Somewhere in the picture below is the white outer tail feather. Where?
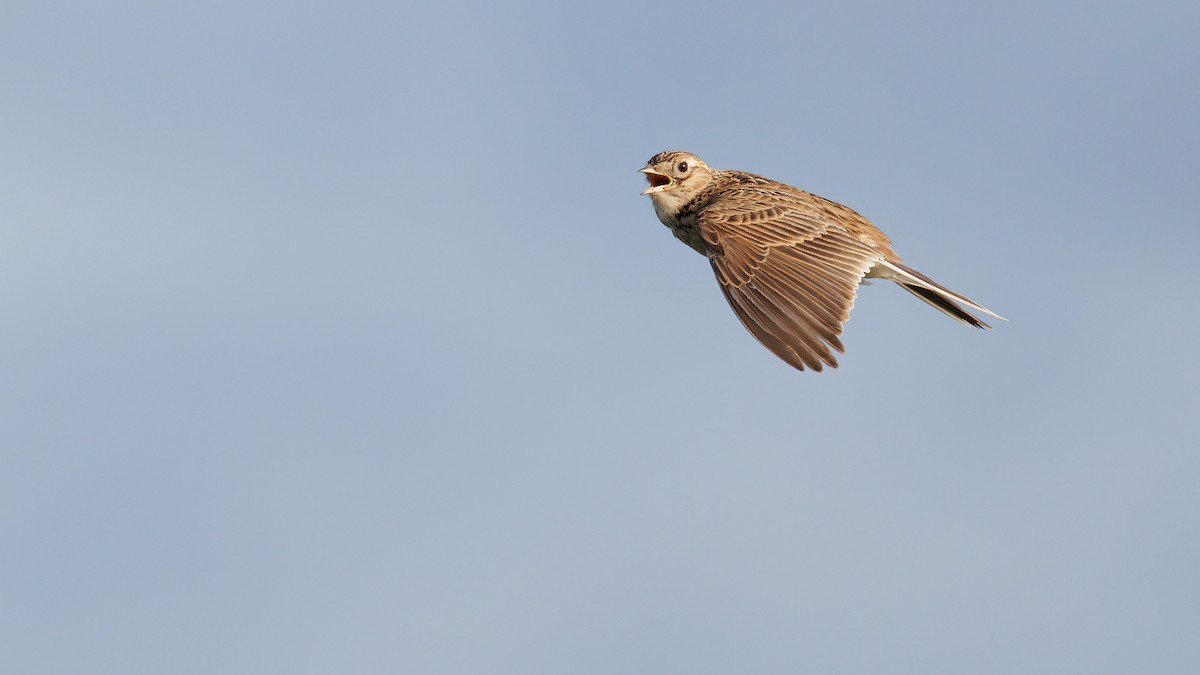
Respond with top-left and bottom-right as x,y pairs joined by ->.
875,260 -> 1007,322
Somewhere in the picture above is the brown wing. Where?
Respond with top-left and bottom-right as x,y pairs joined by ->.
698,189 -> 884,371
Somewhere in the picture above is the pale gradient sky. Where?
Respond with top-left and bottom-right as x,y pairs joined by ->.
3,1 -> 1199,673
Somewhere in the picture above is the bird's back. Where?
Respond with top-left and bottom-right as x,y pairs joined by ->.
705,170 -> 901,262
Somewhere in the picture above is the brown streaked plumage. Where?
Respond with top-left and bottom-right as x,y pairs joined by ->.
640,150 -> 1003,371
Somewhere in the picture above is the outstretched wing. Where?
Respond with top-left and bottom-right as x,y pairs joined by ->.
698,190 -> 884,371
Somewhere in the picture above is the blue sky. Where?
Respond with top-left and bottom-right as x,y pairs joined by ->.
3,1 -> 1198,673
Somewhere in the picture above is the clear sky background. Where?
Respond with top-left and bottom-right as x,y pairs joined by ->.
3,2 -> 1198,673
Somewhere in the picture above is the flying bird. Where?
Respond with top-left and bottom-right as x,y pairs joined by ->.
640,150 -> 1003,371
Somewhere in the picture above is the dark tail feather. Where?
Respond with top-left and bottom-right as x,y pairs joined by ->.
879,260 -> 1004,329
898,284 -> 991,329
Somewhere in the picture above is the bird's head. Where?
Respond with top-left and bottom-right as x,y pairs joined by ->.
640,151 -> 714,213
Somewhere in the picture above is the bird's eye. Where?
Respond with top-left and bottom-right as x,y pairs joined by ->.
678,162 -> 689,173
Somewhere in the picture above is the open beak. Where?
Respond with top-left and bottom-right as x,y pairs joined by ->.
640,167 -> 671,195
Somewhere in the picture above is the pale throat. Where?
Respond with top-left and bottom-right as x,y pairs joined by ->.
650,189 -> 708,255
649,190 -> 693,228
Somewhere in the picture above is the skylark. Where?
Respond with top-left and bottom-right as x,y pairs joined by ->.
640,150 -> 1003,371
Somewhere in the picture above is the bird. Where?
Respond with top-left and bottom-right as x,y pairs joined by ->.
640,150 -> 1003,371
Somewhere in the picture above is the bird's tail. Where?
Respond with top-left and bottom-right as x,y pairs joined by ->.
876,260 -> 1005,330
